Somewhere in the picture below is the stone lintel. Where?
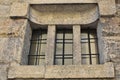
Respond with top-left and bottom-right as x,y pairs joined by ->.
9,0 -> 116,19
10,2 -> 29,18
73,25 -> 81,65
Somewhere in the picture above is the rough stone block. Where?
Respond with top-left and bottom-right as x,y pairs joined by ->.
0,5 -> 10,17
0,19 -> 28,38
45,62 -> 114,78
0,38 -> 24,64
0,64 -> 8,80
98,0 -> 116,16
10,2 -> 29,18
30,4 -> 99,24
0,19 -> 29,64
8,66 -> 45,79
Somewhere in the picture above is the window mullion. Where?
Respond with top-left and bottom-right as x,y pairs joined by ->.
46,25 -> 56,65
73,25 -> 81,65
38,30 -> 42,65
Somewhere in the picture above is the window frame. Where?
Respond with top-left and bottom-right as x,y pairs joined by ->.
28,28 -> 47,65
81,28 -> 100,64
54,28 -> 73,65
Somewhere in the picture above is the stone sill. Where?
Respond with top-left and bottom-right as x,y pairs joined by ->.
8,62 -> 114,79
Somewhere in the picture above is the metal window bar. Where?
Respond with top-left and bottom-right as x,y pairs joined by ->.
28,29 -> 47,65
81,28 -> 99,64
54,29 -> 73,65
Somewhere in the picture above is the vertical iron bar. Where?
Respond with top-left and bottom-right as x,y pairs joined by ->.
54,29 -> 57,65
36,30 -> 40,65
72,29 -> 73,65
35,31 -> 39,65
63,29 -> 65,65
38,30 -> 42,65
88,28 -> 92,64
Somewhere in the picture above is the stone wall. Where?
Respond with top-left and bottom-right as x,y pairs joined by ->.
0,0 -> 119,80
101,2 -> 120,79
0,1 -> 30,80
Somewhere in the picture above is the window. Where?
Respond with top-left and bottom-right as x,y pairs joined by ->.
54,28 -> 73,65
28,26 -> 100,65
28,29 -> 47,65
81,28 -> 99,64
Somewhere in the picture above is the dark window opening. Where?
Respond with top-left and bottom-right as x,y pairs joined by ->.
81,28 -> 99,64
54,29 -> 73,65
28,29 -> 47,65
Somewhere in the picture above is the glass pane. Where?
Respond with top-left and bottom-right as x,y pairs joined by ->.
29,56 -> 36,65
56,40 -> 63,43
57,32 -> 63,39
64,44 -> 72,54
41,40 -> 46,43
81,41 -> 89,54
90,39 -> 98,54
65,40 -> 73,43
40,43 -> 46,55
38,56 -> 45,65
42,33 -> 47,39
30,42 -> 38,55
64,59 -> 73,65
55,29 -> 73,65
90,31 -> 97,38
55,59 -> 62,65
92,55 -> 98,64
56,44 -> 63,55
29,29 -> 47,65
82,55 -> 90,64
81,32 -> 88,39
65,33 -> 72,39
32,34 -> 38,40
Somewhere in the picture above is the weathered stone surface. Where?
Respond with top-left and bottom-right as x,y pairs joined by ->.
0,38 -> 24,64
100,17 -> 120,37
102,37 -> 120,62
0,0 -> 119,80
0,19 -> 29,65
98,0 -> 116,16
0,5 -> 10,17
21,22 -> 32,65
73,25 -> 81,64
30,4 -> 99,24
8,63 -> 114,79
28,0 -> 97,4
0,0 -> 19,5
116,4 -> 120,17
0,19 -> 28,38
11,79 -> 114,80
10,2 -> 29,18
0,64 -> 8,80
46,25 -> 56,65
8,66 -> 45,79
45,62 -> 114,78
